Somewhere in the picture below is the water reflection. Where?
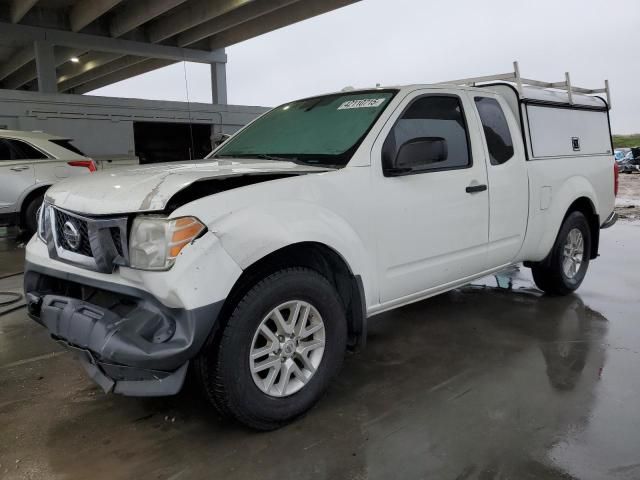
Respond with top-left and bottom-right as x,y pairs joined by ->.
35,271 -> 608,479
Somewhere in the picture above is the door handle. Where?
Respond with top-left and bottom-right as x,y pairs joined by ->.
466,184 -> 487,194
10,165 -> 30,172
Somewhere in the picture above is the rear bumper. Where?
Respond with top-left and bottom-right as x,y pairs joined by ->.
601,211 -> 618,229
24,263 -> 223,396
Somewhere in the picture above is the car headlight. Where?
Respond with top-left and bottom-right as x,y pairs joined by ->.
129,216 -> 206,271
37,203 -> 51,243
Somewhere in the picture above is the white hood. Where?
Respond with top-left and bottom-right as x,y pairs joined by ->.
45,159 -> 330,215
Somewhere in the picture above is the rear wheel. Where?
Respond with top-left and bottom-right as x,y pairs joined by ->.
195,267 -> 347,430
531,211 -> 591,295
22,193 -> 44,236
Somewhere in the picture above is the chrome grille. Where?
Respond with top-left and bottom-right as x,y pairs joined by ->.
45,204 -> 129,273
53,209 -> 93,257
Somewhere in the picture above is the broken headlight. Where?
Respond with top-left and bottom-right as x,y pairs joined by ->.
128,216 -> 206,271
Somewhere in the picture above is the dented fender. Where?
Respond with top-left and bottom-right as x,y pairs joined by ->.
212,202 -> 375,302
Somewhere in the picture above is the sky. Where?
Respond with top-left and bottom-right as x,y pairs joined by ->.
90,0 -> 640,134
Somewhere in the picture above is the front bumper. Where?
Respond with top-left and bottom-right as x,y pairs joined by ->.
24,264 -> 223,396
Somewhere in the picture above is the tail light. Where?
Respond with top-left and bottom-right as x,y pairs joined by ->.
614,161 -> 619,197
68,159 -> 97,172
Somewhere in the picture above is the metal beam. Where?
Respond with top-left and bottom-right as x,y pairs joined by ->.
73,59 -> 175,94
0,46 -> 34,81
2,47 -> 87,89
57,52 -> 123,83
110,0 -> 188,38
34,41 -> 56,93
178,0 -> 301,47
209,0 -> 360,49
0,22 -> 227,63
10,0 -> 39,23
70,0 -> 124,32
146,0 -> 252,44
59,55 -> 148,92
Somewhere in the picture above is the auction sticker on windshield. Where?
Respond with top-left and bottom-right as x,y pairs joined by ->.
337,98 -> 386,110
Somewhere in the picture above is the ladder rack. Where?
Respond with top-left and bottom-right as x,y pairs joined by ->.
436,61 -> 611,109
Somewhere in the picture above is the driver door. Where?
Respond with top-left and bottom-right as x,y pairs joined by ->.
372,90 -> 490,304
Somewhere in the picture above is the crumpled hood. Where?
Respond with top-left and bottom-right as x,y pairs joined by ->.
45,158 -> 330,215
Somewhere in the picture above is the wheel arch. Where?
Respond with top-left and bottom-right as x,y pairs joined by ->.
564,197 -> 599,260
212,241 -> 367,354
18,184 -> 51,228
525,195 -> 600,269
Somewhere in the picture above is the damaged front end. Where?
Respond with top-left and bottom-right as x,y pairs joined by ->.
24,267 -> 222,396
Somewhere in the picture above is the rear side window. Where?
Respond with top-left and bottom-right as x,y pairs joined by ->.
50,139 -> 86,156
4,139 -> 48,160
474,97 -> 514,165
0,140 -> 12,160
384,95 -> 471,171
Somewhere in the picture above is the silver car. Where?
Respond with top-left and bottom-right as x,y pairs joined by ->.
0,130 -> 96,234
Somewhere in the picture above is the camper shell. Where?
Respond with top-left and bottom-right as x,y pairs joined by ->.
437,62 -> 613,162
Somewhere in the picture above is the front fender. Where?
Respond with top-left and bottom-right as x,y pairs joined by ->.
209,201 -> 376,305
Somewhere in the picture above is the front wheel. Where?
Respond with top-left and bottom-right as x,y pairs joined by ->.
195,267 -> 347,430
531,211 -> 591,295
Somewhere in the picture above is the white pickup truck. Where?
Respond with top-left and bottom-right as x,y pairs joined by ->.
24,68 -> 617,430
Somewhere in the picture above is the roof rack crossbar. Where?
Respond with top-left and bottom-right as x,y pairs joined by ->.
437,61 -> 611,109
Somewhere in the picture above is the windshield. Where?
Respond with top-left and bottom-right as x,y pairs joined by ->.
212,89 -> 397,166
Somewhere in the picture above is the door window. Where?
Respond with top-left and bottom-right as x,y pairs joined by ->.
383,95 -> 471,172
474,97 -> 514,165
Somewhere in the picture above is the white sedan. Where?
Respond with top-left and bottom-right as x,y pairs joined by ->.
0,130 -> 98,234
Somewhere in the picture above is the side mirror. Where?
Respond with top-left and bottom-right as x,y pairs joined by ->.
393,137 -> 448,173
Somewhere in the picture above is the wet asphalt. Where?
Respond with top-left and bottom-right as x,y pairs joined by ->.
0,223 -> 639,480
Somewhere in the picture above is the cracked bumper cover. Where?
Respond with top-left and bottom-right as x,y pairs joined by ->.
24,266 -> 223,396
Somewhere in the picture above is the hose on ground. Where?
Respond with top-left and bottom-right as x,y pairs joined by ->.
0,271 -> 25,315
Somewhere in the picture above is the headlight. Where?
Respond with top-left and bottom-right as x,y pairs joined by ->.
129,216 -> 206,271
37,203 -> 50,243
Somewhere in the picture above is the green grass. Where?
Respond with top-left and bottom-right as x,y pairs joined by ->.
613,134 -> 640,148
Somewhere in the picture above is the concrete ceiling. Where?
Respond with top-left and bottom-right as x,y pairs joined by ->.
0,0 -> 359,93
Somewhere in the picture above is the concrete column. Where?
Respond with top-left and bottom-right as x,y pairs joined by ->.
34,41 -> 57,93
210,62 -> 227,105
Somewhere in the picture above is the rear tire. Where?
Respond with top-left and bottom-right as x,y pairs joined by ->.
195,267 -> 347,430
531,211 -> 591,295
22,193 -> 44,236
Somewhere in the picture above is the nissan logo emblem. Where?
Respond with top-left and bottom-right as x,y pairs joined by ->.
62,220 -> 81,250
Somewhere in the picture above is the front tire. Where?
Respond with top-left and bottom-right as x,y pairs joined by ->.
195,267 -> 347,430
22,193 -> 44,236
531,211 -> 591,295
